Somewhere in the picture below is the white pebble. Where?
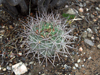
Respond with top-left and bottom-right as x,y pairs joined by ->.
18,52 -> 22,56
75,63 -> 78,67
86,8 -> 89,11
29,61 -> 34,65
83,59 -> 86,61
91,36 -> 94,40
65,5 -> 68,8
79,47 -> 83,51
7,66 -> 11,70
87,28 -> 93,33
3,68 -> 6,71
73,66 -> 76,69
39,72 -> 41,74
12,62 -> 28,75
88,56 -> 92,60
82,65 -> 84,67
77,59 -> 81,63
0,67 -> 1,70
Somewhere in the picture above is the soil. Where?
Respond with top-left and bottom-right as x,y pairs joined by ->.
0,0 -> 100,75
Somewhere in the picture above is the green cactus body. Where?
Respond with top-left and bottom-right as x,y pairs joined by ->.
29,21 -> 64,56
23,13 -> 74,65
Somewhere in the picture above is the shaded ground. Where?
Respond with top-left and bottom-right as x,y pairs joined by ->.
0,0 -> 100,75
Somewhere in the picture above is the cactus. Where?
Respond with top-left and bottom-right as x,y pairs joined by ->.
22,13 -> 75,66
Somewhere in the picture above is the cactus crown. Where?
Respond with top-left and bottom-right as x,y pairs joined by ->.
23,13 -> 74,66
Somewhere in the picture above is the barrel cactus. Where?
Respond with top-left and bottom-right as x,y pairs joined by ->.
22,13 -> 75,66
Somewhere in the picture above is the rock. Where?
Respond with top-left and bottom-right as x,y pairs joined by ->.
73,66 -> 76,69
86,1 -> 90,3
3,68 -> 6,71
93,27 -> 98,34
87,28 -> 93,33
88,56 -> 92,60
78,3 -> 84,7
79,8 -> 84,12
79,47 -> 83,51
75,63 -> 78,67
84,39 -> 94,46
41,73 -> 45,75
95,7 -> 100,11
7,66 -> 11,70
64,64 -> 71,69
96,37 -> 99,41
77,59 -> 81,63
87,33 -> 92,38
83,59 -> 86,61
91,36 -> 94,40
12,62 -> 28,75
82,65 -> 84,67
91,14 -> 95,18
66,8 -> 77,15
82,31 -> 87,38
97,44 -> 100,49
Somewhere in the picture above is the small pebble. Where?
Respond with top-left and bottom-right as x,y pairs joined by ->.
95,7 -> 100,11
91,36 -> 94,40
79,3 -> 83,7
3,68 -> 6,71
86,1 -> 90,3
18,52 -> 22,56
39,72 -> 41,74
64,55 -> 68,57
82,65 -> 84,67
75,63 -> 78,67
98,15 -> 100,18
41,73 -> 45,75
97,44 -> 100,49
29,61 -> 34,65
9,25 -> 13,29
67,8 -> 76,14
84,38 -> 94,46
86,8 -> 89,11
96,37 -> 99,41
0,66 -> 1,70
87,28 -> 93,33
79,47 -> 83,51
91,14 -> 95,18
87,33 -> 92,38
83,59 -> 86,61
79,8 -> 84,12
2,26 -> 5,28
12,62 -> 28,75
7,66 -> 11,70
88,56 -> 92,60
82,31 -> 87,38
77,59 -> 81,63
73,66 -> 76,69
93,19 -> 97,22
57,64 -> 59,66
65,5 -> 68,8
64,64 -> 71,69
10,52 -> 15,58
